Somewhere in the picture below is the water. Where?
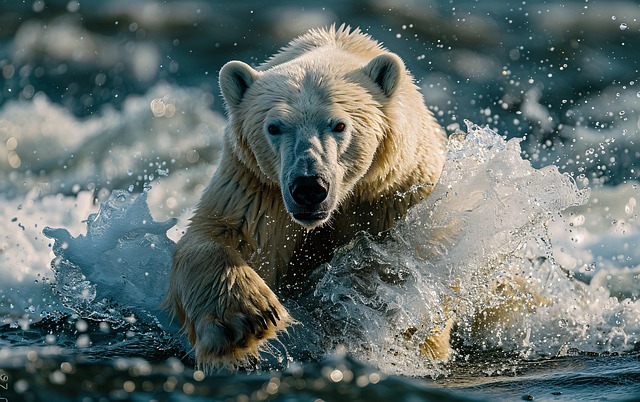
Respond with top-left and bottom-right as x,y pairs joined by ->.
2,0 -> 640,401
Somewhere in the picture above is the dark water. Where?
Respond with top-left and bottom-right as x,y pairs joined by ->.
3,321 -> 640,401
0,348 -> 479,402
2,0 -> 640,401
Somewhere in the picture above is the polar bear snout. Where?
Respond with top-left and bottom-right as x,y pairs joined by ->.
284,175 -> 333,227
289,176 -> 329,207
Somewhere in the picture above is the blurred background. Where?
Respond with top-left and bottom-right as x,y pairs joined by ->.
0,0 -> 638,205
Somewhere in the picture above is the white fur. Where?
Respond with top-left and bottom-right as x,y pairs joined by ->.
164,24 -> 448,368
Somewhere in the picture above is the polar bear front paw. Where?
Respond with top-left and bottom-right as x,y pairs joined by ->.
191,266 -> 292,368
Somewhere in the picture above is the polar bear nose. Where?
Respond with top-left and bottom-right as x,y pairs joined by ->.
289,176 -> 328,206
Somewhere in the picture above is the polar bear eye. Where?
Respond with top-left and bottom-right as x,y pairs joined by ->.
267,124 -> 282,135
333,122 -> 346,133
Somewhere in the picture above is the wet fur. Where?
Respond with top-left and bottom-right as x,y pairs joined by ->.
164,25 -> 447,369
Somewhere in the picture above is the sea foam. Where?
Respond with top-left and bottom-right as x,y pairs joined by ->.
8,121 -> 639,377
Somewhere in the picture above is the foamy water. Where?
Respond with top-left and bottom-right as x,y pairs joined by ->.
1,84 -> 219,320
3,96 -> 636,377
304,122 -> 637,376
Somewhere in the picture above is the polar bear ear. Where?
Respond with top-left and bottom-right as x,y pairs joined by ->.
363,53 -> 405,98
219,61 -> 260,109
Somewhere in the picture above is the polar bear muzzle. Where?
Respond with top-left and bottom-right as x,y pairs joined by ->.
284,175 -> 332,227
290,176 -> 329,207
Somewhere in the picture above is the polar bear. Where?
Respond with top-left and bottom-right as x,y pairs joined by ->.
164,24 -> 447,367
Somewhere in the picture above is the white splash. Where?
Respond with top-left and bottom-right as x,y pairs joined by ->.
306,122 -> 638,376
2,112 -> 639,378
43,190 -> 177,327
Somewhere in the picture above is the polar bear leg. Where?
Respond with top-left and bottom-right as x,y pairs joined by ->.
165,233 -> 291,368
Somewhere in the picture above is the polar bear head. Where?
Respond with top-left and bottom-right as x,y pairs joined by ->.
219,46 -> 407,229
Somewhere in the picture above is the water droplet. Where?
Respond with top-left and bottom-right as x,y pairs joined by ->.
193,370 -> 205,381
49,370 -> 66,385
620,23 -> 628,30
127,169 -> 133,176
76,334 -> 91,348
76,319 -> 88,332
99,322 -> 111,333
